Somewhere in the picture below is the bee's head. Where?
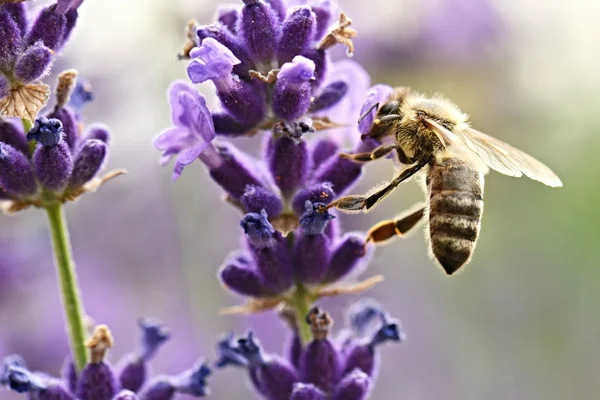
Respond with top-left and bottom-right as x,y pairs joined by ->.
360,100 -> 403,141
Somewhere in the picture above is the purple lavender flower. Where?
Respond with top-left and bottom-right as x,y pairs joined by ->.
1,323 -> 211,400
167,0 -> 359,141
0,76 -> 118,212
0,1 -> 85,121
216,303 -> 401,400
153,81 -> 219,180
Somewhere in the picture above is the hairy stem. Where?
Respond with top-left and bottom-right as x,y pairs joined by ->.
45,203 -> 88,371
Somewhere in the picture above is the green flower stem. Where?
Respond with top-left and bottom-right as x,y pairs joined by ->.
45,202 -> 88,371
291,283 -> 312,344
21,118 -> 36,155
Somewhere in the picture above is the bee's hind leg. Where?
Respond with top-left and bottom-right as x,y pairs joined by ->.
366,206 -> 426,244
340,143 -> 415,164
317,159 -> 429,213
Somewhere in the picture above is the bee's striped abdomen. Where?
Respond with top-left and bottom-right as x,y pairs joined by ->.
427,158 -> 484,274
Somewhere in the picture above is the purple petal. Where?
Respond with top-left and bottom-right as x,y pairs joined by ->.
358,84 -> 395,135
172,141 -> 210,181
187,38 -> 240,84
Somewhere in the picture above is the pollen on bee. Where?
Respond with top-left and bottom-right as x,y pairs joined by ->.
373,119 -> 381,125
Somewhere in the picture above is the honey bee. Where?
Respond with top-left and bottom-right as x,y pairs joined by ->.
318,87 -> 562,275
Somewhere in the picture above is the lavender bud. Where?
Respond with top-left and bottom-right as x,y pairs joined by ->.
113,390 -> 139,400
264,0 -> 286,21
291,383 -> 326,400
266,133 -> 309,196
248,231 -> 294,294
215,332 -> 250,368
209,144 -> 264,199
84,124 -> 111,145
62,358 -> 78,394
240,0 -> 280,64
323,233 -> 370,284
0,143 -> 37,197
220,255 -> 272,297
331,369 -> 370,400
33,139 -> 73,192
69,79 -> 94,111
13,42 -> 54,83
294,229 -> 331,284
117,320 -> 170,392
63,8 -> 79,44
171,361 -> 211,397
218,79 -> 266,127
309,81 -> 349,113
312,0 -> 333,40
286,333 -> 303,369
0,10 -> 22,70
2,4 -> 28,36
4,365 -> 75,400
27,6 -> 67,51
0,74 -> 9,99
216,6 -> 239,33
292,183 -> 335,216
1,354 -> 26,385
77,325 -> 118,400
197,24 -> 255,79
311,139 -> 338,167
313,156 -> 362,196
0,120 -> 28,156
241,209 -> 276,249
26,117 -> 63,146
273,56 -> 315,121
47,107 -> 79,150
299,200 -> 335,235
241,185 -> 283,216
277,7 -> 316,65
68,139 -> 107,189
212,112 -> 255,136
300,308 -> 341,392
253,357 -> 299,400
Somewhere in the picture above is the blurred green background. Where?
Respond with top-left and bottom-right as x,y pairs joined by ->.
1,0 -> 599,399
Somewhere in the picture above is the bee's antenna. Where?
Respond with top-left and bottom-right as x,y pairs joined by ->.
358,103 -> 379,124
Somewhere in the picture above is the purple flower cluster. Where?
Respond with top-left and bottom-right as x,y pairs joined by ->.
1,321 -> 211,400
216,301 -> 404,400
0,74 -> 116,213
0,0 -> 84,120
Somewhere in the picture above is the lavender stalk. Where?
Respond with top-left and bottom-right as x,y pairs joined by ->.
44,201 -> 88,371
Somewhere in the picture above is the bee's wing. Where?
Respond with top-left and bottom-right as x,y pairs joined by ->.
456,127 -> 563,187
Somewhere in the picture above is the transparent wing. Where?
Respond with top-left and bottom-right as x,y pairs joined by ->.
457,127 -> 563,187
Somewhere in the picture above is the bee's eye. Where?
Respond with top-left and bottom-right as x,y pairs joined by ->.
378,101 -> 399,116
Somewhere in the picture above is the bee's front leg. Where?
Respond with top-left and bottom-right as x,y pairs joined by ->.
339,144 -> 416,165
317,159 -> 429,213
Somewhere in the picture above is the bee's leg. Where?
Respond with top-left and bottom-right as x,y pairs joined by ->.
318,159 -> 428,213
341,143 -> 417,164
365,206 -> 425,244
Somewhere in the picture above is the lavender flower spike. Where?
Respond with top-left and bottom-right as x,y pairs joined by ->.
14,42 -> 54,83
76,325 -> 118,400
153,80 -> 220,180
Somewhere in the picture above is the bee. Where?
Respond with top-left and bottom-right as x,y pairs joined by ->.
318,87 -> 562,275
